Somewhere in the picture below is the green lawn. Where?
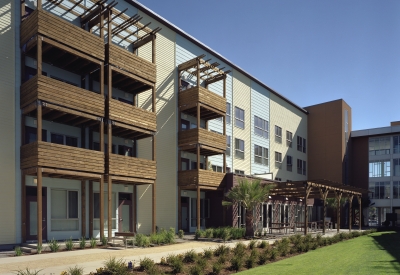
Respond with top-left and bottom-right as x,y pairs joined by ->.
239,231 -> 400,275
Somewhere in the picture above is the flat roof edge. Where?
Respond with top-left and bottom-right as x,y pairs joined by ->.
126,0 -> 308,115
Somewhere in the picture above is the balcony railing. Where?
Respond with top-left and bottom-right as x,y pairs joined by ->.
21,9 -> 104,60
109,98 -> 156,132
108,154 -> 156,180
178,169 -> 225,188
107,43 -> 156,84
20,75 -> 105,117
179,128 -> 226,152
20,141 -> 104,174
179,86 -> 226,115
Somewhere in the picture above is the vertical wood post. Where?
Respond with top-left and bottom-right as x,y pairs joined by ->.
321,189 -> 329,235
304,184 -> 311,235
358,196 -> 362,231
108,176 -> 112,240
196,59 -> 200,87
152,183 -> 156,233
178,187 -> 182,230
21,172 -> 26,242
21,0 -> 26,21
37,167 -> 42,245
348,194 -> 354,232
89,181 -> 93,237
197,184 -> 201,230
133,185 -> 137,233
81,181 -> 86,238
336,192 -> 342,233
37,101 -> 42,141
37,0 -> 42,10
152,86 -> 156,113
37,36 -> 42,76
152,36 -> 156,64
99,175 -> 104,239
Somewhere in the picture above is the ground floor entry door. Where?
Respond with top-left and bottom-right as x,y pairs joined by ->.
118,193 -> 133,232
181,197 -> 189,232
26,186 -> 47,242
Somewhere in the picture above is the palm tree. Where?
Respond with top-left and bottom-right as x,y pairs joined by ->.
326,197 -> 346,228
223,178 -> 275,237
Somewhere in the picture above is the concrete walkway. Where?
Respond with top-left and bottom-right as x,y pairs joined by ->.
0,230 -> 352,275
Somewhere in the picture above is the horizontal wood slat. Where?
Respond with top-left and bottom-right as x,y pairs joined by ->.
109,98 -> 156,132
178,170 -> 225,188
107,44 -> 156,83
20,141 -> 104,174
21,10 -> 104,60
178,128 -> 226,151
108,154 -> 156,180
20,75 -> 105,117
179,86 -> 226,114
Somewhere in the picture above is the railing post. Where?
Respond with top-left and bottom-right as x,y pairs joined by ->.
358,196 -> 362,231
37,167 -> 42,246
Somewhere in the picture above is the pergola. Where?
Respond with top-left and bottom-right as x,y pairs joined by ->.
269,179 -> 368,235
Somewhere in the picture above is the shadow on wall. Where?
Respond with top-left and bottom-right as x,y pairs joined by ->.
370,231 -> 400,273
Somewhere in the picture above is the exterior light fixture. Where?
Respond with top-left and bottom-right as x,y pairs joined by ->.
33,177 -> 37,184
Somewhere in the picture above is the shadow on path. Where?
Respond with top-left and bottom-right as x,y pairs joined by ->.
370,231 -> 400,273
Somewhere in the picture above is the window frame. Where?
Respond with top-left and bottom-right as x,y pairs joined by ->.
226,102 -> 231,124
235,169 -> 245,175
254,144 -> 268,166
286,131 -> 293,147
287,155 -> 293,172
50,189 -> 79,231
235,138 -> 245,159
226,135 -> 231,156
275,125 -> 282,143
234,107 -> 245,129
275,151 -> 282,163
254,116 -> 269,138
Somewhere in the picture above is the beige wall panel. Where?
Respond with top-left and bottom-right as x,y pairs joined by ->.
136,11 -> 177,233
270,93 -> 308,182
232,70 -> 251,174
0,0 -> 16,244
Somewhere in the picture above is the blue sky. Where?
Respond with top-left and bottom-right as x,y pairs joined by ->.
137,0 -> 399,130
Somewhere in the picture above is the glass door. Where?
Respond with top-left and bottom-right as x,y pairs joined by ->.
118,193 -> 132,232
26,186 -> 47,241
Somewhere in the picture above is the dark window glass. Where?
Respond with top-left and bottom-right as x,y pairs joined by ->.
118,145 -> 132,156
118,97 -> 133,105
66,136 -> 78,147
68,191 -> 78,219
94,193 -> 100,218
25,126 -> 47,143
51,133 -> 64,145
181,119 -> 190,131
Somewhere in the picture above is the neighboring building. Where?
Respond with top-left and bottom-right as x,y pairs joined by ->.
350,122 -> 400,226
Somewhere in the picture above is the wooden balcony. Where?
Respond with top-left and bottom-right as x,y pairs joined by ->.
109,98 -> 156,132
179,128 -> 226,156
21,9 -> 104,61
178,170 -> 226,189
20,141 -> 104,174
21,75 -> 104,117
107,43 -> 156,84
179,86 -> 226,120
108,154 -> 156,183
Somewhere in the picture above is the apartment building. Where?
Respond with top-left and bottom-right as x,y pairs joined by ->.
350,121 -> 400,226
1,0 -> 314,246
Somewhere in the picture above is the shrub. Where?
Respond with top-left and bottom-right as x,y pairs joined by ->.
230,227 -> 245,239
214,244 -> 230,257
233,242 -> 246,257
15,246 -> 23,256
196,257 -> 207,270
13,268 -> 42,275
67,265 -> 84,275
36,243 -> 43,254
103,257 -> 129,275
189,264 -> 203,275
270,248 -> 278,260
245,255 -> 257,269
65,238 -> 74,251
230,256 -> 243,272
203,248 -> 213,259
352,231 -> 361,238
303,234 -> 313,244
139,257 -> 155,271
217,254 -> 227,264
135,233 -> 150,247
183,249 -> 197,263
311,241 -> 319,250
101,236 -> 108,246
79,237 -> 86,249
248,240 -> 257,250
89,237 -> 97,248
276,239 -> 290,256
150,233 -> 162,245
170,256 -> 184,274
258,250 -> 269,265
220,228 -> 231,242
146,265 -> 162,275
49,238 -> 60,252
212,262 -> 223,275
258,240 -> 268,249
165,228 -> 176,244
205,228 -> 214,238
195,229 -> 203,240
178,229 -> 184,239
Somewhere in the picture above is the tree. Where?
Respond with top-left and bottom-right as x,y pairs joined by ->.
325,197 -> 346,227
222,178 -> 275,237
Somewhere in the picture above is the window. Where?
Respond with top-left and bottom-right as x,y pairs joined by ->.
24,66 -> 47,82
226,135 -> 231,156
287,155 -> 293,172
180,79 -> 191,91
118,97 -> 133,105
286,131 -> 293,147
303,160 -> 306,175
275,126 -> 282,143
394,136 -> 400,154
181,119 -> 190,131
235,169 -> 245,175
297,159 -> 303,174
212,165 -> 223,172
226,103 -> 231,124
51,189 -> 79,231
181,158 -> 189,170
394,159 -> 400,176
275,177 -> 282,181
94,192 -> 117,230
368,182 -> 391,199
369,161 -> 391,177
369,137 -> 390,155
254,116 -> 268,138
118,145 -> 133,157
51,133 -> 78,147
25,126 -> 47,144
235,138 -> 245,159
297,136 -> 306,153
275,151 -> 282,163
191,161 -> 204,170
93,142 -> 116,153
394,181 -> 399,199
254,145 -> 268,166
235,107 -> 245,129
50,75 -> 78,87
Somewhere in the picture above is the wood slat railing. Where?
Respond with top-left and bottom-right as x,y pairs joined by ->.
109,98 -> 156,131
178,128 -> 226,151
178,169 -> 225,188
20,75 -> 105,117
179,86 -> 226,114
20,141 -> 104,173
108,154 -> 156,179
21,9 -> 104,60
